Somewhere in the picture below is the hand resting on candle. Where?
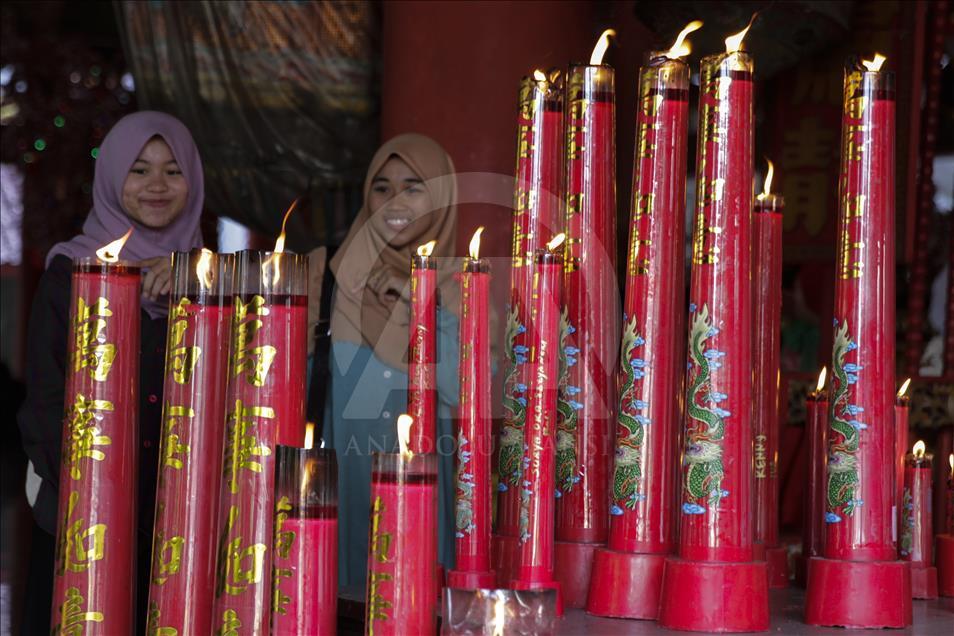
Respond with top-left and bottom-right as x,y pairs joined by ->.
135,255 -> 174,301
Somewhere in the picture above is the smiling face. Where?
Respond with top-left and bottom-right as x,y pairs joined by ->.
121,136 -> 189,229
367,156 -> 434,247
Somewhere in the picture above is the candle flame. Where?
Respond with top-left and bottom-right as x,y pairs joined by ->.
417,240 -> 437,257
196,248 -> 214,290
532,69 -> 547,83
469,226 -> 484,260
862,53 -> 887,72
263,199 -> 299,285
95,228 -> 133,263
665,20 -> 703,59
589,28 -> 616,65
397,414 -> 414,457
491,594 -> 506,636
757,159 -> 774,200
816,367 -> 827,392
949,453 -> 953,471
304,422 -> 315,450
913,440 -> 925,459
546,233 -> 566,252
898,377 -> 911,398
725,13 -> 756,54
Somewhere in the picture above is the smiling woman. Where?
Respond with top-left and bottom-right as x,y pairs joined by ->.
121,136 -> 189,229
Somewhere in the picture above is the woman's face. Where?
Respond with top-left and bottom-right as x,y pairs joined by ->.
121,136 -> 189,229
367,156 -> 434,246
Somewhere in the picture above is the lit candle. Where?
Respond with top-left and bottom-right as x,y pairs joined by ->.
805,54 -> 911,629
895,377 -> 911,547
51,229 -> 139,634
147,249 -> 233,635
588,20 -> 699,620
752,159 -> 788,587
510,234 -> 565,615
899,441 -> 938,599
272,439 -> 338,635
213,239 -> 309,633
365,415 -> 438,635
798,368 -> 828,587
409,240 -> 438,454
554,30 -> 619,608
658,18 -> 770,633
939,453 -> 954,597
495,67 -> 564,583
447,228 -> 495,590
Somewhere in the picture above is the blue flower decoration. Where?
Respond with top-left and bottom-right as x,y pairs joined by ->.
517,325 -> 527,334
846,405 -> 864,416
713,407 -> 731,418
631,358 -> 647,368
456,532 -> 465,538
555,489 -> 562,498
517,397 -> 527,407
635,415 -> 651,426
848,420 -> 868,430
843,363 -> 863,373
707,327 -> 720,338
720,489 -> 729,498
825,512 -> 841,523
847,341 -> 858,351
846,373 -> 859,384
689,303 -> 698,313
515,355 -> 528,364
497,483 -> 509,492
610,505 -> 624,516
565,346 -> 580,356
709,361 -> 723,370
634,335 -> 646,347
683,503 -> 706,515
566,386 -> 581,396
569,400 -> 584,410
566,357 -> 578,366
709,391 -> 728,403
849,499 -> 864,507
633,399 -> 649,410
704,350 -> 726,360
567,325 -> 577,334
633,369 -> 646,379
514,345 -> 529,354
516,383 -> 528,393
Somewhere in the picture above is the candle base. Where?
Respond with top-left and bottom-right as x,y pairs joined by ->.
509,578 -> 563,617
585,548 -> 666,619
658,557 -> 769,633
553,540 -> 601,609
445,569 -> 496,591
910,565 -> 938,599
491,533 -> 519,587
805,556 -> 912,627
938,534 -> 954,597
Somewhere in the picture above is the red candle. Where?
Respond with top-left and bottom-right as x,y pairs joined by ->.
658,24 -> 770,633
588,35 -> 694,620
496,70 -> 563,563
805,55 -> 911,629
799,370 -> 829,582
752,169 -> 787,586
213,249 -> 308,634
940,454 -> 954,597
554,35 -> 619,607
365,419 -> 438,635
147,250 -> 233,635
409,241 -> 438,454
447,229 -> 495,590
510,237 -> 564,613
272,444 -> 338,635
900,442 -> 938,598
51,233 -> 139,635
895,379 -> 910,547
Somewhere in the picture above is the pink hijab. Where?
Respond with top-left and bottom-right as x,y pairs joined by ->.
46,111 -> 205,318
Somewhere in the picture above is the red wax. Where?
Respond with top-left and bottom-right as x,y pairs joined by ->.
900,455 -> 933,567
366,457 -> 438,635
555,63 -> 617,545
894,400 -> 908,546
498,75 -> 563,540
678,52 -> 755,563
824,65 -> 896,563
511,251 -> 562,591
272,514 -> 338,635
803,394 -> 830,561
148,294 -> 231,635
254,296 -> 307,447
409,258 -> 437,454
753,195 -> 784,554
451,261 -> 493,581
51,260 -> 140,635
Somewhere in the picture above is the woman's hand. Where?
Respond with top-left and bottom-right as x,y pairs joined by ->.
135,256 -> 174,301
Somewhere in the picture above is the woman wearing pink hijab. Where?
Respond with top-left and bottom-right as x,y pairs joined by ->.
17,111 -> 205,633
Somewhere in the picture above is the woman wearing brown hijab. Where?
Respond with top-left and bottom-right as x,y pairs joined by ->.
307,133 -> 461,592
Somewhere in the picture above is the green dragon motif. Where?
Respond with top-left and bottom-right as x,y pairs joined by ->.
825,320 -> 862,521
611,316 -> 647,512
455,429 -> 475,538
556,308 -> 581,495
498,304 -> 528,488
682,304 -> 728,511
899,487 -> 914,557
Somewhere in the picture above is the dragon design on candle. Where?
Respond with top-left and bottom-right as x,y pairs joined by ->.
498,305 -> 528,489
899,488 -> 914,557
611,315 -> 648,512
556,308 -> 582,495
826,320 -> 862,521
683,305 -> 727,511
454,430 -> 475,538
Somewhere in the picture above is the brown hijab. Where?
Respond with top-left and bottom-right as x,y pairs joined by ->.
329,134 -> 460,371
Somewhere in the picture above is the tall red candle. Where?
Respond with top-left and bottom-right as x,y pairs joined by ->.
51,243 -> 139,635
658,27 -> 770,633
900,442 -> 938,598
495,69 -> 563,581
939,454 -> 954,597
797,370 -> 828,587
752,177 -> 787,587
447,230 -> 495,590
553,42 -> 619,607
272,444 -> 338,635
213,249 -> 308,634
147,250 -> 233,636
409,241 -> 438,454
805,55 -> 911,629
894,380 -> 910,548
510,239 -> 564,614
587,41 -> 692,620
365,435 -> 438,636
